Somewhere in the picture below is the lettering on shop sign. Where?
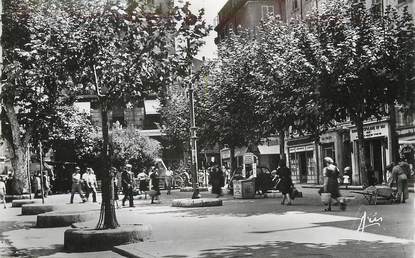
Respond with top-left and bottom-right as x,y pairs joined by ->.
357,211 -> 383,232
350,123 -> 388,140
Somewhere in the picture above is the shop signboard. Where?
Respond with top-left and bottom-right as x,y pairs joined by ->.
289,145 -> 314,153
306,145 -> 314,151
220,149 -> 231,160
350,122 -> 389,140
233,180 -> 242,198
244,153 -> 255,164
320,134 -> 335,144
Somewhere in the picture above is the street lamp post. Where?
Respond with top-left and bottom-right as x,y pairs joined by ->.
187,39 -> 200,199
189,83 -> 200,199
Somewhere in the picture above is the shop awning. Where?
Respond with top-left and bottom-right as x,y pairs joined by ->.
257,145 -> 280,155
234,146 -> 248,157
144,99 -> 160,115
399,136 -> 415,145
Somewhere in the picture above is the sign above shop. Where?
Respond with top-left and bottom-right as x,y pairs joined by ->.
220,149 -> 231,159
244,153 -> 255,164
350,122 -> 389,140
289,145 -> 314,153
320,133 -> 335,144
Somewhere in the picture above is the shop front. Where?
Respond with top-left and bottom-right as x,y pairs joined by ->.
288,143 -> 317,184
318,130 -> 352,184
257,143 -> 280,171
350,121 -> 391,185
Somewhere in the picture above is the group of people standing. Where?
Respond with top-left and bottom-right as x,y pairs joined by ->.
120,164 -> 162,207
32,170 -> 54,198
69,166 -> 97,204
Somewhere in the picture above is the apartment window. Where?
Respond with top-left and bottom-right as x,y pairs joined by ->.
261,5 -> 274,20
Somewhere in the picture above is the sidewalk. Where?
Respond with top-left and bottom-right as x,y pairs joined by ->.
0,189 -> 413,258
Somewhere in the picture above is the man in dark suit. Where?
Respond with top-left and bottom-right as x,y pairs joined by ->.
121,164 -> 134,207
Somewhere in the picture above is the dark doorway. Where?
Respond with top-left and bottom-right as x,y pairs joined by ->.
299,152 -> 307,183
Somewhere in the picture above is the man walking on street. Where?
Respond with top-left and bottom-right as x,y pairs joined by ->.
70,166 -> 86,204
89,168 -> 98,203
165,167 -> 173,195
122,164 -> 135,207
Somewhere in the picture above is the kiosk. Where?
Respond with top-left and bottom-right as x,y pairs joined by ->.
233,153 -> 257,199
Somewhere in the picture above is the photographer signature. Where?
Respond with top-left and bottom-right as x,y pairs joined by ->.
357,211 -> 383,232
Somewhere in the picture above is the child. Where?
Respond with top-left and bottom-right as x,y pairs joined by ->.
0,176 -> 7,208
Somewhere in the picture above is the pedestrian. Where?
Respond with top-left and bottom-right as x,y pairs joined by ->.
320,157 -> 345,211
81,169 -> 90,199
366,164 -> 377,187
32,172 -> 42,198
276,159 -> 293,205
390,161 -> 409,203
385,163 -> 395,185
0,176 -> 7,208
42,171 -> 50,198
70,166 -> 86,203
149,167 -> 161,204
165,166 -> 173,195
110,167 -> 120,208
121,164 -> 135,207
88,168 -> 98,203
137,169 -> 149,199
211,166 -> 224,198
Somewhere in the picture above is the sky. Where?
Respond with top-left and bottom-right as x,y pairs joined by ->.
185,0 -> 228,60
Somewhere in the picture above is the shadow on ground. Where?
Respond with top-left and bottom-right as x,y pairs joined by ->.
0,221 -> 64,258
191,240 -> 414,258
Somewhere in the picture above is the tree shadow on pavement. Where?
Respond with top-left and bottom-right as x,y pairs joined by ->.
196,240 -> 414,258
0,221 -> 65,257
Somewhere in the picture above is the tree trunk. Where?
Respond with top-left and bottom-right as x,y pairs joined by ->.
96,101 -> 119,229
389,104 -> 399,164
5,104 -> 30,194
315,141 -> 321,184
355,119 -> 368,186
279,130 -> 286,161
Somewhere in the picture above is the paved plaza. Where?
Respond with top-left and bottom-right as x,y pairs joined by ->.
0,187 -> 414,258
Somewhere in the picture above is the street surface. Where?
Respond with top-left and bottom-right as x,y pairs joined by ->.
0,187 -> 414,258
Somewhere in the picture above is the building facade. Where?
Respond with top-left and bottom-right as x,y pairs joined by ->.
215,0 -> 415,184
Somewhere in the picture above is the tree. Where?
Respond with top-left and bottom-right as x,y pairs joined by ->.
253,18 -> 334,160
307,2 -> 415,185
2,0 -> 210,228
200,30 -> 264,156
111,126 -> 161,172
63,0 -> 210,227
1,0 -> 86,194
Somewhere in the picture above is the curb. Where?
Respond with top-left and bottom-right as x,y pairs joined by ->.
113,245 -> 157,258
171,198 -> 223,208
300,184 -> 414,193
179,187 -> 209,192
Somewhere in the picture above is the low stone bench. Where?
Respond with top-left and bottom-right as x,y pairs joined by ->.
171,198 -> 222,208
12,199 -> 38,207
64,224 -> 152,252
5,194 -> 33,203
37,211 -> 98,228
21,204 -> 62,215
